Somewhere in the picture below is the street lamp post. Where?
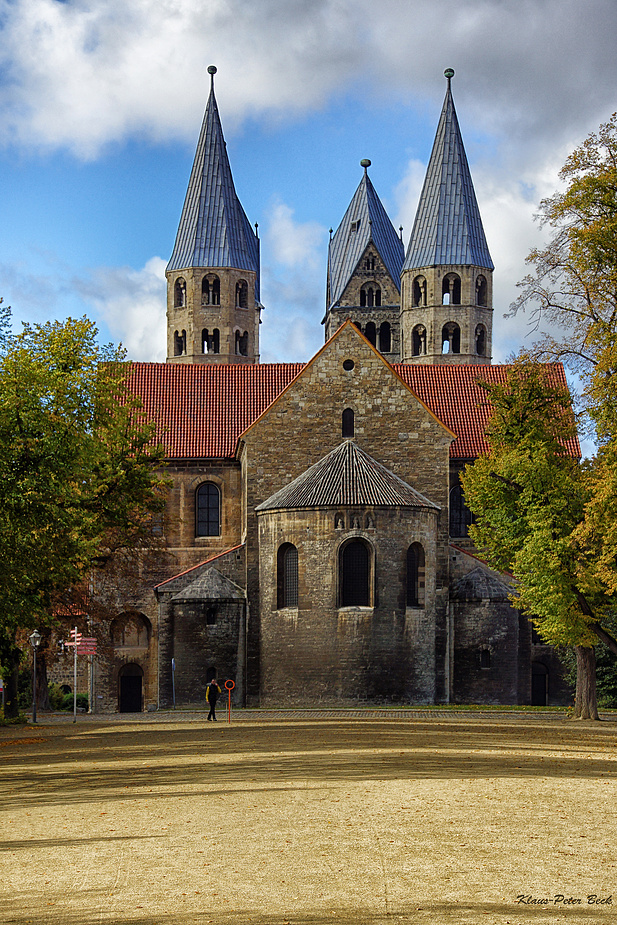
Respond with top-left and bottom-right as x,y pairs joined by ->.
29,630 -> 42,724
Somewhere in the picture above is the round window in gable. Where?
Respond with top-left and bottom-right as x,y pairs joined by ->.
343,359 -> 355,371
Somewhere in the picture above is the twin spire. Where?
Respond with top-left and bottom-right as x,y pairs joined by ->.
167,65 -> 260,295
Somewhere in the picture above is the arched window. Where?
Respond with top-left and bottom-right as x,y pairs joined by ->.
342,408 -> 354,438
365,255 -> 375,271
235,330 -> 249,356
110,613 -> 151,648
374,288 -> 381,306
353,321 -> 362,332
211,277 -> 220,305
480,649 -> 491,669
412,324 -> 427,356
413,275 -> 427,307
476,275 -> 487,307
379,322 -> 391,353
360,283 -> 380,308
475,324 -> 486,356
174,278 -> 186,308
449,482 -> 473,537
236,280 -> 248,308
442,273 -> 461,306
196,482 -> 221,537
442,322 -> 460,354
365,322 -> 376,346
202,329 -> 221,355
406,543 -> 425,608
277,543 -> 298,608
339,539 -> 371,607
174,330 -> 186,356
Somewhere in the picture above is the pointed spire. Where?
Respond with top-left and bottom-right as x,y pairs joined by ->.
167,66 -> 260,289
327,161 -> 404,309
403,69 -> 493,271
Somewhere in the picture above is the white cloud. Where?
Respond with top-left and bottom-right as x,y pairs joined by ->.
1,0 -> 616,160
260,198 -> 328,363
74,257 -> 167,361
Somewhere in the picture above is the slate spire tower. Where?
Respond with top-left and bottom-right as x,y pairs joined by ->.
400,69 -> 494,365
166,66 -> 262,365
324,160 -> 405,361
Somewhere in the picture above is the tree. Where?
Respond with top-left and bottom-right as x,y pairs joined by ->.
489,113 -> 617,719
0,315 -> 167,717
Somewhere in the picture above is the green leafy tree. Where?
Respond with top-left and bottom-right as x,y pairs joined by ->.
461,361 -> 617,720
494,113 -> 617,718
0,314 -> 167,717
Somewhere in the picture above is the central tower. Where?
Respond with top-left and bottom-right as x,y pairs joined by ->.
166,66 -> 262,365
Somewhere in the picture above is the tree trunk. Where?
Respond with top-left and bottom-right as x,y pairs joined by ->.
3,643 -> 22,719
574,646 -> 599,720
36,630 -> 53,713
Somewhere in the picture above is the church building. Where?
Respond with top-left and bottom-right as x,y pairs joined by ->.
89,68 -> 576,712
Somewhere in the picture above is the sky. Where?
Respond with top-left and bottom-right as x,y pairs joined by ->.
1,0 -> 616,369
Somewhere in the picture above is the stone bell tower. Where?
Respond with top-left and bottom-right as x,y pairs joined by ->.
400,69 -> 494,366
166,66 -> 262,365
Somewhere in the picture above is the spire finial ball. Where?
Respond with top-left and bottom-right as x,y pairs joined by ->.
208,65 -> 217,76
444,68 -> 455,80
360,158 -> 371,170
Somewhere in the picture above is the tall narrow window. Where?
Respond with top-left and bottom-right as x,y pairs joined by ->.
277,544 -> 298,608
342,408 -> 354,438
365,322 -> 376,346
476,275 -> 487,306
475,324 -> 486,356
449,482 -> 473,537
174,278 -> 186,308
236,280 -> 248,308
379,322 -> 391,353
196,483 -> 221,537
413,324 -> 427,356
442,322 -> 460,354
406,543 -> 425,607
340,540 -> 371,607
442,273 -> 461,306
413,276 -> 426,306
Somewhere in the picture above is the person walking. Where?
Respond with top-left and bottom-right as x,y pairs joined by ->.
206,678 -> 222,721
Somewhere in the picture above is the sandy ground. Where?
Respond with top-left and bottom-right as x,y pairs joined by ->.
1,710 -> 616,925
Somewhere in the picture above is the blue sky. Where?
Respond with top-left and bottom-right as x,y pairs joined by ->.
1,0 -> 617,367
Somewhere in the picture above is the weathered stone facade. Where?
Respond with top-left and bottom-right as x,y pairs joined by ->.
57,71 -> 572,713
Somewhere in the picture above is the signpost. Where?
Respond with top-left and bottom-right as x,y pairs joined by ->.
64,629 -> 97,722
225,679 -> 235,723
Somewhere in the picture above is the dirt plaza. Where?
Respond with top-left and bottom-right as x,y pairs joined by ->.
1,710 -> 616,925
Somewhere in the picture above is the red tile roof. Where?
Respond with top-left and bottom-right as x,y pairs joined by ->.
126,361 -> 580,462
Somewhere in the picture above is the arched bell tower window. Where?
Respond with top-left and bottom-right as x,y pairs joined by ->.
339,539 -> 372,607
412,324 -> 427,357
235,330 -> 249,356
277,543 -> 298,608
413,275 -> 427,307
442,273 -> 461,306
202,328 -> 220,355
379,322 -> 391,353
196,482 -> 221,537
174,329 -> 186,356
201,275 -> 220,306
475,323 -> 487,357
442,322 -> 460,354
365,255 -> 375,271
342,408 -> 354,438
174,278 -> 186,308
365,322 -> 376,347
360,284 -> 381,308
406,543 -> 425,607
476,275 -> 487,307
236,280 -> 248,308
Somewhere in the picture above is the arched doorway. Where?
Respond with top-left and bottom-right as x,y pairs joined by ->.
531,662 -> 548,706
119,663 -> 144,713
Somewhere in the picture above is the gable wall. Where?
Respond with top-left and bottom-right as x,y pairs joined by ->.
240,325 -> 453,701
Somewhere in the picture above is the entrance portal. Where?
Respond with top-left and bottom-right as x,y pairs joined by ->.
531,663 -> 548,706
119,664 -> 144,712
